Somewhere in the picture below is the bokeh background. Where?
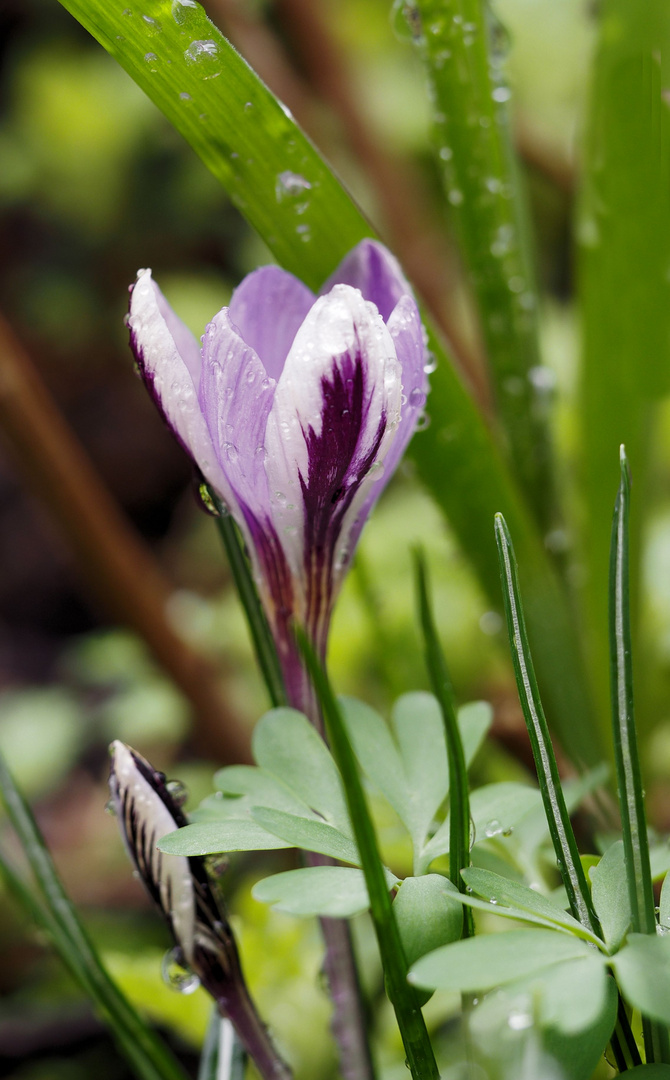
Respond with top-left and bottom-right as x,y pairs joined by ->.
1,1 -> 667,1077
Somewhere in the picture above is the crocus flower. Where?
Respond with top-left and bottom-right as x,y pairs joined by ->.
108,740 -> 292,1080
128,240 -> 427,709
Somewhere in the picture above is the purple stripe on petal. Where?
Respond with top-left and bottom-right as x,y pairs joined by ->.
320,239 -> 410,323
228,266 -> 315,382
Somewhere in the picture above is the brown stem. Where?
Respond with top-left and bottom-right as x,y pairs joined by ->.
0,312 -> 250,763
223,983 -> 294,1080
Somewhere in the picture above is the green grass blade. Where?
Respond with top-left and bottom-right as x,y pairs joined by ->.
412,0 -> 552,528
494,513 -> 600,936
57,0 -> 602,767
413,551 -> 471,931
198,1012 -> 247,1080
577,0 -> 670,745
0,752 -> 190,1080
207,488 -> 285,708
610,448 -> 670,1064
296,630 -> 440,1080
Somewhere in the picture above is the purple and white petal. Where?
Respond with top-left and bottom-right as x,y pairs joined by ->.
264,284 -> 402,596
351,294 -> 428,548
320,239 -> 411,323
128,270 -> 234,508
228,266 -> 315,382
199,309 -> 276,520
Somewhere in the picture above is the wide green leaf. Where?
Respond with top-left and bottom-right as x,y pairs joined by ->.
613,934 -> 670,1026
460,867 -> 603,946
252,866 -> 399,919
590,841 -> 631,952
213,764 -> 317,819
251,808 -> 359,866
157,820 -> 292,856
409,928 -> 596,992
392,875 -> 463,969
421,781 -> 541,868
252,708 -> 350,834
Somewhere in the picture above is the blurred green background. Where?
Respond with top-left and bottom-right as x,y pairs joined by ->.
0,0 -> 668,1076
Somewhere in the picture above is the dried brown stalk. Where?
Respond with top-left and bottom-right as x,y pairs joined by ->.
0,313 -> 250,763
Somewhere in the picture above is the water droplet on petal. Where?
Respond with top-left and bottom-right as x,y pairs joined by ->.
484,819 -> 503,838
408,387 -> 426,408
105,799 -> 117,817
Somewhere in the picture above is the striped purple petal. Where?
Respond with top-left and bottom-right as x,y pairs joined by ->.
321,238 -> 410,322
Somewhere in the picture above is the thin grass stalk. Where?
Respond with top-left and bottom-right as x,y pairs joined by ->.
495,511 -> 642,1069
198,1012 -> 247,1080
207,487 -> 286,708
413,550 -> 473,937
298,629 -> 440,1080
0,763 -> 189,1080
494,513 -> 599,932
609,447 -> 670,1064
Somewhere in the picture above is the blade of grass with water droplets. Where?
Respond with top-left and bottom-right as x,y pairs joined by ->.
0,754 -> 189,1080
296,629 -> 440,1080
610,447 -> 670,1064
410,0 -> 552,530
413,549 -> 471,936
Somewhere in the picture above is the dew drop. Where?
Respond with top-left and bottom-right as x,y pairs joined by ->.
162,947 -> 200,994
508,1010 -> 532,1030
172,0 -> 197,23
184,39 -> 220,79
275,170 -> 312,202
484,819 -> 503,838
424,355 -> 438,374
439,146 -> 453,162
492,86 -> 512,103
448,189 -> 464,206
105,798 -> 117,817
479,610 -> 502,636
179,91 -> 192,101
409,387 -> 426,408
415,411 -> 431,431
166,779 -> 189,808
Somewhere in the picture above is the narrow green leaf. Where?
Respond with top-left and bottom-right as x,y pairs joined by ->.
577,0 -> 670,746
251,808 -> 360,866
0,754 -> 189,1080
211,504 -> 285,709
157,820 -> 293,855
460,867 -> 603,946
609,448 -> 668,1063
590,841 -> 632,952
613,936 -> 670,1027
252,709 -> 350,834
252,866 -> 399,919
409,928 -> 597,993
296,630 -> 440,1080
413,551 -> 470,909
412,0 -> 552,527
494,513 -> 601,937
57,0 -> 602,770
610,450 -> 656,936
